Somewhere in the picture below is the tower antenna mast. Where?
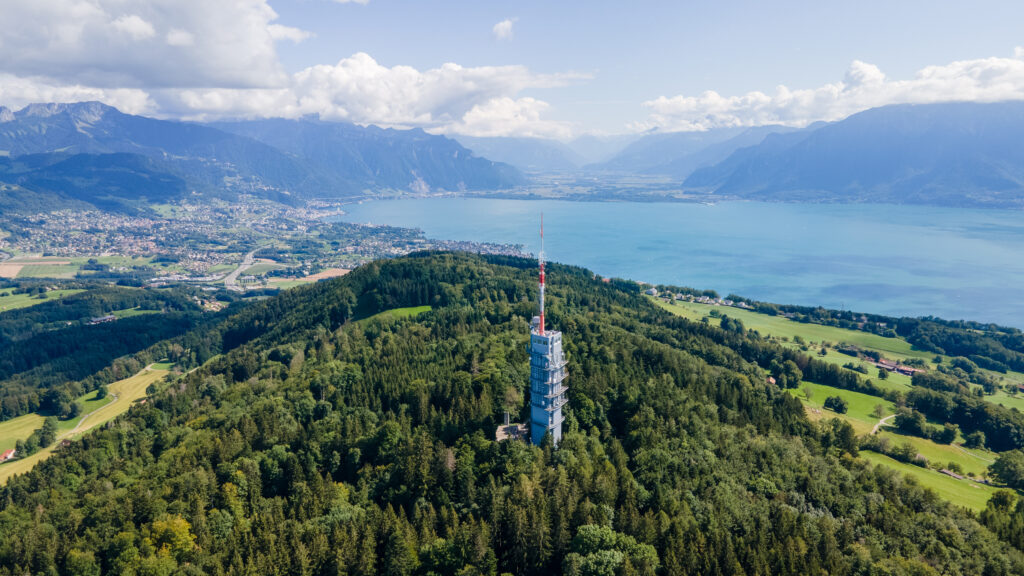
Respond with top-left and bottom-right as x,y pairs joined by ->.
539,213 -> 545,335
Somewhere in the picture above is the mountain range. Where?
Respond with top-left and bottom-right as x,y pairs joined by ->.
683,102 -> 1024,207
0,102 -> 523,213
4,100 -> 1024,212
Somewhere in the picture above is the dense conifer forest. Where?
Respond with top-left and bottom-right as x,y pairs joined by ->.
2,253 -> 1023,575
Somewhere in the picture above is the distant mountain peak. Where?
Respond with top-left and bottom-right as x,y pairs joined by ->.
18,101 -> 115,122
0,106 -> 13,123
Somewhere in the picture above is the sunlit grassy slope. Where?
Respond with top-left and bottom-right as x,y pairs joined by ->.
0,367 -> 168,484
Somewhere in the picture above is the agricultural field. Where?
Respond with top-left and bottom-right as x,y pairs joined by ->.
245,261 -> 287,276
860,451 -> 999,512
0,366 -> 169,484
0,288 -> 84,312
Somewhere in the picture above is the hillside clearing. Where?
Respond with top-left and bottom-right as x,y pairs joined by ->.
0,367 -> 169,484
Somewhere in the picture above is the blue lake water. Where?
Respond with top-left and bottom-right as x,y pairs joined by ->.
335,198 -> 1024,328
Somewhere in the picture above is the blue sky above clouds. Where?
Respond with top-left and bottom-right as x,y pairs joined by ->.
2,0 -> 1023,138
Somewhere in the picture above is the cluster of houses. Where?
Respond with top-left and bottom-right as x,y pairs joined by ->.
644,287 -> 753,309
874,357 -> 925,376
88,314 -> 117,325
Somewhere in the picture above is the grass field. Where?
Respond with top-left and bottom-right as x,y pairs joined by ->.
0,288 -> 84,312
269,279 -> 312,289
245,262 -> 286,276
987,387 -> 1024,411
875,430 -> 995,477
15,264 -> 77,279
790,382 -> 894,434
0,388 -> 114,452
111,307 -> 161,319
653,298 -> 935,362
861,451 -> 999,512
0,367 -> 168,484
363,305 -> 433,323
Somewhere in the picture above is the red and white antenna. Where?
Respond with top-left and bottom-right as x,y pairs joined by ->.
538,213 -> 545,335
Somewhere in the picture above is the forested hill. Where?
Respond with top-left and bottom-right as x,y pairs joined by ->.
2,253 -> 1023,575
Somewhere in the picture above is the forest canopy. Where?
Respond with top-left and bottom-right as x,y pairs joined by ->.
1,252 -> 1022,576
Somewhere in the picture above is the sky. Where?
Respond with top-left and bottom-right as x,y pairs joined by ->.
1,0 -> 1023,139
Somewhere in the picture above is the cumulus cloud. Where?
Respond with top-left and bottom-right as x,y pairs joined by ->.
493,18 -> 516,40
110,15 -> 156,41
636,50 -> 1024,132
268,24 -> 315,43
0,2 -> 580,138
0,0 -> 307,88
159,53 -> 583,138
444,97 -> 573,139
0,74 -> 155,116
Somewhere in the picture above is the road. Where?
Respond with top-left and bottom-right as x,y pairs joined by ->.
223,249 -> 258,291
872,414 -> 896,434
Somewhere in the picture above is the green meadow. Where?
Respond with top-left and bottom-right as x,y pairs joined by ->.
0,388 -> 114,453
363,305 -> 433,323
861,451 -> 999,512
0,288 -> 84,312
652,298 -> 933,361
790,382 -> 894,434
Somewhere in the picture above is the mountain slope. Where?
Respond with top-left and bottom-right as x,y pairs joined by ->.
210,118 -> 525,192
453,135 -> 584,172
642,125 -> 798,178
0,252 -> 1021,575
0,103 -> 525,205
0,152 -> 187,213
685,102 -> 1024,207
0,102 -> 344,199
589,128 -> 747,172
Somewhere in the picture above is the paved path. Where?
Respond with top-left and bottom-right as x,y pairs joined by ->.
872,414 -> 896,434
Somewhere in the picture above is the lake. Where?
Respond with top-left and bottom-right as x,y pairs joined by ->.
334,198 -> 1024,328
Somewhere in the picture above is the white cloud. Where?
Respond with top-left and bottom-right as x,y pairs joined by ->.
0,74 -> 155,116
158,53 -> 584,138
0,0 -> 308,89
493,18 -> 516,40
637,50 -> 1024,132
268,24 -> 314,43
111,15 -> 156,41
166,29 -> 195,47
0,2 -> 580,138
444,97 -> 573,139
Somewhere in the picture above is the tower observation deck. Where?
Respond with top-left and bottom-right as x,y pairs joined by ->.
529,318 -> 567,445
529,213 -> 567,446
